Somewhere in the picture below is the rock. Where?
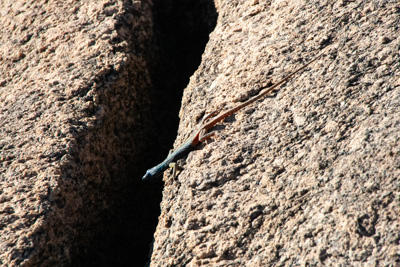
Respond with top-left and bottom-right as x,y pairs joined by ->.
150,0 -> 400,266
2,0 -> 399,266
0,0 -> 154,265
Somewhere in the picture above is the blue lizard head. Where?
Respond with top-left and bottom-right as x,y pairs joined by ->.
142,167 -> 161,180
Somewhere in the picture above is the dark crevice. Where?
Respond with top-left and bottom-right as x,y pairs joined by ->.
140,0 -> 217,264
75,1 -> 217,266
149,0 -> 218,154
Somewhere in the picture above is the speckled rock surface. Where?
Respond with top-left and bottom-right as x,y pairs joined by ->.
1,0 -> 154,265
150,0 -> 400,266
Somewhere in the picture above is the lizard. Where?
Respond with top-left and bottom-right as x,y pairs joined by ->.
142,52 -> 324,180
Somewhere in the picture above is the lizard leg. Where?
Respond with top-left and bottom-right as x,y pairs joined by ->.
169,162 -> 176,178
169,162 -> 182,179
198,129 -> 219,142
200,109 -> 220,124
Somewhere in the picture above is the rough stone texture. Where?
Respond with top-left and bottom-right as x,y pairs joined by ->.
1,0 -> 155,265
150,0 -> 400,266
2,0 -> 400,266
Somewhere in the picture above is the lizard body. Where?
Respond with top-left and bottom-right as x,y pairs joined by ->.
142,53 -> 323,180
